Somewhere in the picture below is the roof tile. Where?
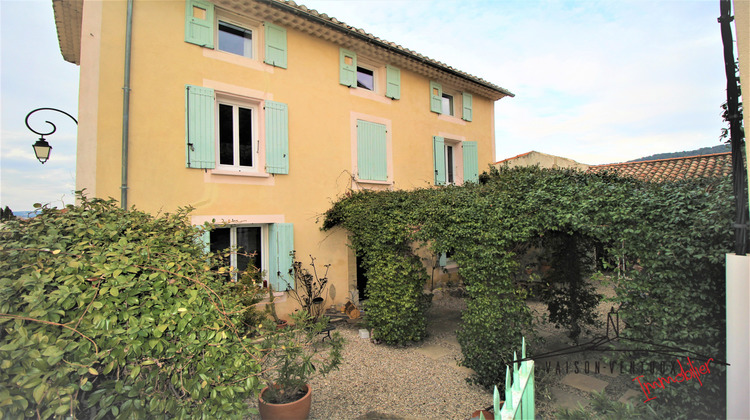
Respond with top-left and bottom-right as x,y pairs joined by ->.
586,152 -> 734,182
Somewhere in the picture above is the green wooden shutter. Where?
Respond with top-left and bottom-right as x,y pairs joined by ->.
433,136 -> 445,185
185,85 -> 215,169
340,49 -> 357,87
462,92 -> 473,121
463,141 -> 479,183
199,229 -> 211,254
269,223 -> 294,291
185,0 -> 214,48
430,81 -> 442,114
439,252 -> 447,267
386,65 -> 401,99
264,22 -> 287,68
265,100 -> 289,174
357,120 -> 387,181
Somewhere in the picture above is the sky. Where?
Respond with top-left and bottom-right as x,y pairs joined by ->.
0,0 -> 737,211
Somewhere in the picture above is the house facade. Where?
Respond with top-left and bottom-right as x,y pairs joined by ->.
53,0 -> 513,314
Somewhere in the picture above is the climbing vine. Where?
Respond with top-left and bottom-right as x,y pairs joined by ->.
324,166 -> 735,418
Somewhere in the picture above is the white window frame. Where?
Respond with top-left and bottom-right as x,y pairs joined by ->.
215,95 -> 260,173
212,224 -> 269,283
355,56 -> 382,93
356,64 -> 376,91
217,20 -> 253,58
441,93 -> 454,116
445,143 -> 456,185
439,86 -> 466,121
439,136 -> 465,186
214,10 -> 261,60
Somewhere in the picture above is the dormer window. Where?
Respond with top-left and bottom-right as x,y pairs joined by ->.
218,21 -> 253,58
340,48 -> 400,99
441,93 -> 454,116
430,82 -> 472,121
184,0 -> 287,69
357,66 -> 375,90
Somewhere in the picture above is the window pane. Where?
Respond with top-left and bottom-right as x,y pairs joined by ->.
218,21 -> 252,57
219,104 -> 234,165
210,228 -> 232,280
357,67 -> 374,90
446,145 -> 454,184
442,94 -> 453,115
210,228 -> 231,253
238,107 -> 253,167
236,226 -> 262,274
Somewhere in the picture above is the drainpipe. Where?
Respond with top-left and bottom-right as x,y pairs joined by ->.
121,0 -> 134,209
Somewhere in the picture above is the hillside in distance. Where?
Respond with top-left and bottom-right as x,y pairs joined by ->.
628,144 -> 730,162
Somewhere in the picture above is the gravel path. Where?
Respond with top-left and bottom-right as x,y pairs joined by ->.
248,281 -> 632,419
249,291 -> 492,420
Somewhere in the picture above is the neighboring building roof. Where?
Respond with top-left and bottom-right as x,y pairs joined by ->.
52,0 -> 514,100
495,151 -> 590,170
586,152 -> 734,182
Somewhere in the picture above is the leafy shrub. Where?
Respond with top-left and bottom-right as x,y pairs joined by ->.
227,266 -> 267,337
556,391 -> 656,420
363,251 -> 431,344
0,195 -> 265,418
612,178 -> 732,418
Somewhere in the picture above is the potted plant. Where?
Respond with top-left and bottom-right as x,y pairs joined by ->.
257,311 -> 343,420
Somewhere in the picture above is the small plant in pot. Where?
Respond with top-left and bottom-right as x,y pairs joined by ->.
257,311 -> 344,420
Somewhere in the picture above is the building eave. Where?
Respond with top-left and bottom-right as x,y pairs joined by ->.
250,0 -> 515,100
53,0 -> 514,100
53,0 -> 83,65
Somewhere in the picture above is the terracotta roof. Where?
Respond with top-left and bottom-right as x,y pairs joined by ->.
53,0 -> 514,100
262,0 -> 514,99
586,152 -> 734,182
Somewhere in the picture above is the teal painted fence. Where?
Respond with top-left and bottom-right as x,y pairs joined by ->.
481,337 -> 535,420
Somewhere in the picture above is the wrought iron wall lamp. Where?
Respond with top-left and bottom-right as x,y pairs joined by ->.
24,108 -> 78,164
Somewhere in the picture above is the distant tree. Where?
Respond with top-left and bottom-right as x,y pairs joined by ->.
0,206 -> 15,221
628,145 -> 731,163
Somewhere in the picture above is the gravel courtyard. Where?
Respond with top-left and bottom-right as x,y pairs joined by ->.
249,290 -> 492,419
249,282 -> 635,419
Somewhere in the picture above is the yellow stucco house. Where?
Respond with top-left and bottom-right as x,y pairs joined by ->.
53,0 -> 513,315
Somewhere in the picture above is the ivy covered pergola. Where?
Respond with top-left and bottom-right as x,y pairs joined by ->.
323,166 -> 734,418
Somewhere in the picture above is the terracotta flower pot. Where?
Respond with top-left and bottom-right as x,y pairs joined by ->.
471,409 -> 493,420
258,384 -> 311,420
